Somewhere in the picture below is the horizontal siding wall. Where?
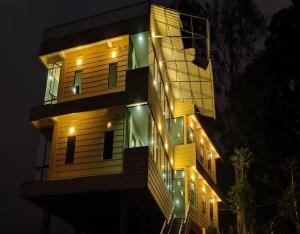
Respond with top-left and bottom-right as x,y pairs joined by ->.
186,168 -> 219,231
59,36 -> 129,102
173,143 -> 196,169
49,107 -> 126,180
148,151 -> 172,218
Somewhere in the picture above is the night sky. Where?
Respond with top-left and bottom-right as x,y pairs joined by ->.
0,0 -> 291,233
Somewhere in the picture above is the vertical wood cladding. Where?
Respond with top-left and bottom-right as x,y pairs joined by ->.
58,36 -> 128,102
48,107 -> 126,180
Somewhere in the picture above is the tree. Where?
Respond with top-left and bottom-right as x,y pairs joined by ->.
228,148 -> 254,234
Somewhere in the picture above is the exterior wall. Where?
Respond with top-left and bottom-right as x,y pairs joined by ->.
58,36 -> 128,103
186,168 -> 219,232
48,107 -> 126,180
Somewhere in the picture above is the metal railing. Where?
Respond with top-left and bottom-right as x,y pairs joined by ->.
160,205 -> 175,234
43,1 -> 150,41
179,202 -> 191,234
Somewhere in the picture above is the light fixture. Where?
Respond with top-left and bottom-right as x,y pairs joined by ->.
72,87 -> 76,94
202,187 -> 206,193
211,198 -> 215,204
189,132 -> 193,138
159,61 -> 162,67
177,133 -> 180,138
111,51 -> 117,58
136,105 -> 141,110
178,181 -> 181,186
170,157 -> 174,165
176,199 -> 179,205
182,171 -> 185,177
69,127 -> 75,135
165,143 -> 168,151
190,122 -> 194,128
153,80 -> 157,86
181,190 -> 184,196
200,138 -> 204,145
151,32 -> 155,38
191,174 -> 195,181
138,34 -> 143,41
165,83 -> 169,92
170,103 -> 174,111
158,123 -> 162,131
107,122 -> 112,128
76,58 -> 82,66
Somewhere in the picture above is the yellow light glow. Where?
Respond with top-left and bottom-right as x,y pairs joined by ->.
165,143 -> 168,150
170,157 -> 174,165
159,61 -> 163,67
211,198 -> 215,203
107,122 -> 112,128
170,103 -> 174,111
165,83 -> 169,92
151,32 -> 155,38
111,51 -> 117,58
200,138 -> 204,145
76,58 -> 82,66
191,174 -> 195,181
153,80 -> 157,86
69,127 -> 75,135
202,187 -> 206,193
158,123 -> 162,131
190,122 -> 194,128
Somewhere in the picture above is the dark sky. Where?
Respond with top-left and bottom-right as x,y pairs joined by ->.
0,0 -> 291,233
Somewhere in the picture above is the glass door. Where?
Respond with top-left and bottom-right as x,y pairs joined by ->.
173,169 -> 185,218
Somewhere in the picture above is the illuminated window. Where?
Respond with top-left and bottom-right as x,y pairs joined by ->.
108,63 -> 117,88
73,71 -> 82,94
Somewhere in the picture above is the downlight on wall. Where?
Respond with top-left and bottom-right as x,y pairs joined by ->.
107,122 -> 112,128
69,127 -> 75,135
76,58 -> 82,66
111,51 -> 117,58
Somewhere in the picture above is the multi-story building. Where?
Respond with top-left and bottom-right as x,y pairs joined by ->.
22,3 -> 223,234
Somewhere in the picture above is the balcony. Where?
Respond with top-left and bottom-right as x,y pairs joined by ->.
21,147 -> 172,232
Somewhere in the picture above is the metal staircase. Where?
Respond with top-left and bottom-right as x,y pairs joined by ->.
160,203 -> 191,234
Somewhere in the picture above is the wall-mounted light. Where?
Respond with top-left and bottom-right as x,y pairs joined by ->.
76,58 -> 82,66
190,122 -> 194,128
153,80 -> 157,86
111,51 -> 117,58
170,103 -> 174,111
158,123 -> 162,131
211,198 -> 215,204
72,87 -> 76,94
191,174 -> 195,181
159,61 -> 163,67
151,32 -> 155,38
189,132 -> 193,138
107,122 -> 112,128
170,157 -> 174,166
165,83 -> 169,92
202,186 -> 206,193
200,138 -> 204,145
69,127 -> 75,135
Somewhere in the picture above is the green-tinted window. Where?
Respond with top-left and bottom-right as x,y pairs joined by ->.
108,63 -> 117,88
73,71 -> 82,94
190,181 -> 196,208
169,117 -> 184,145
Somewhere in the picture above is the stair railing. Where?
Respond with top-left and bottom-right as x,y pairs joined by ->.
179,202 -> 191,234
160,205 -> 175,234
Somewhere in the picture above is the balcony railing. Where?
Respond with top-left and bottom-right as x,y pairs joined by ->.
43,1 -> 150,41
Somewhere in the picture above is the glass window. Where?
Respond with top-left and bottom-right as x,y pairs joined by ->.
190,181 -> 196,208
169,117 -> 184,145
73,71 -> 82,94
210,199 -> 214,221
187,126 -> 194,143
44,62 -> 61,104
65,136 -> 76,164
208,154 -> 212,173
127,105 -> 149,148
202,197 -> 206,214
173,170 -> 185,217
128,31 -> 149,70
108,63 -> 117,87
103,131 -> 114,160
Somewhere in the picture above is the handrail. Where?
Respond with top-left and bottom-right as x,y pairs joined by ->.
179,202 -> 191,234
160,205 -> 175,234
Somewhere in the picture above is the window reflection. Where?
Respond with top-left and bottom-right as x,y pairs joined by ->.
128,31 -> 149,70
169,117 -> 184,145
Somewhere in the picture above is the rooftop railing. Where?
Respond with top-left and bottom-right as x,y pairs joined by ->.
43,1 -> 150,41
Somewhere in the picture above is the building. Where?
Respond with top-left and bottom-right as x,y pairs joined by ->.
21,3 -> 223,234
